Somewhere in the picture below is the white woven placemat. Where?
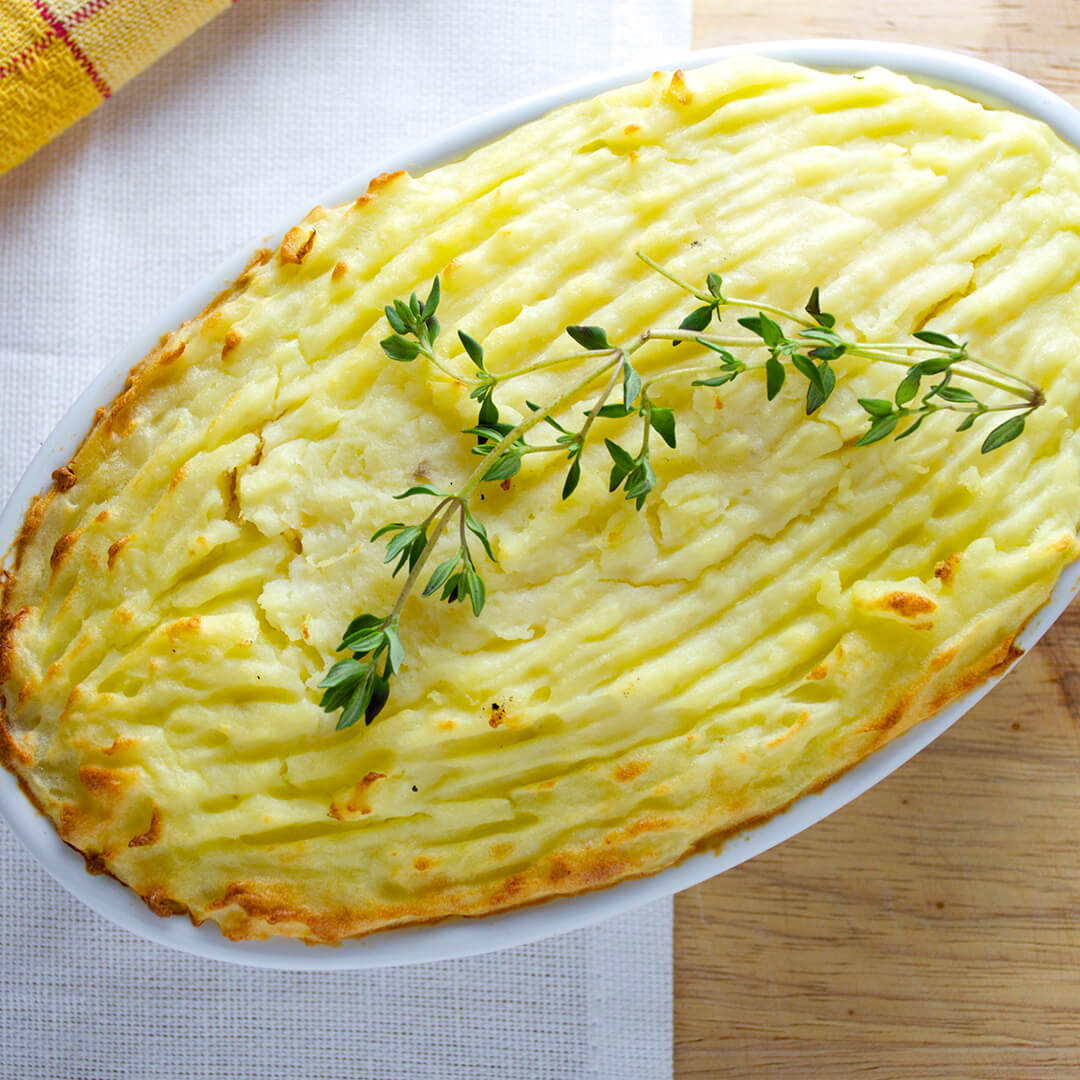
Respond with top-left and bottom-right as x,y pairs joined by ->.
0,1 -> 690,1076
0,826 -> 671,1080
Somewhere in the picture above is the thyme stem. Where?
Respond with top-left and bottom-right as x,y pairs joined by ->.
324,256 -> 1046,730
459,354 -> 622,500
388,501 -> 457,623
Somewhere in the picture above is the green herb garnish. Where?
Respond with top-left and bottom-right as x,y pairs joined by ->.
319,252 -> 1045,729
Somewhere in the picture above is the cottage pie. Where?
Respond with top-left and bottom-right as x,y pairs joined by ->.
2,58 -> 1079,941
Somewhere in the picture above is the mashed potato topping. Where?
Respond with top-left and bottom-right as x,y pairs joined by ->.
2,58 -> 1079,942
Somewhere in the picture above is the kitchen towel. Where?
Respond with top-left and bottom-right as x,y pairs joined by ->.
0,0 -> 233,174
0,1 -> 691,1077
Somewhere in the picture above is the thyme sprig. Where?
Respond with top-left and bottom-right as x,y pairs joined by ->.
319,254 -> 1044,729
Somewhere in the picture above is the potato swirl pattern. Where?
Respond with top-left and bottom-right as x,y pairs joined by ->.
2,57 -> 1079,942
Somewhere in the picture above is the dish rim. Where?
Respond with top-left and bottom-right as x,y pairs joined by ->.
2,38 -> 1078,969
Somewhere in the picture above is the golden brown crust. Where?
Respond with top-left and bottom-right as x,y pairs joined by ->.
222,329 -> 242,357
934,553 -> 961,583
102,736 -> 137,756
8,495 -> 46,579
141,886 -> 185,917
0,605 -> 29,684
883,591 -> 937,618
128,808 -> 162,848
0,711 -> 31,768
279,227 -> 316,265
198,250 -> 271,322
327,771 -> 387,820
106,534 -> 133,570
613,760 -> 647,782
353,169 -> 407,210
926,638 -> 1023,715
665,70 -> 693,105
78,764 -> 129,799
49,529 -> 82,572
159,341 -> 186,366
51,465 -> 77,492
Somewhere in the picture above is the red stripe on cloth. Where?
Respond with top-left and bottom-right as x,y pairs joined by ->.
31,0 -> 112,99
0,30 -> 57,82
69,0 -> 114,28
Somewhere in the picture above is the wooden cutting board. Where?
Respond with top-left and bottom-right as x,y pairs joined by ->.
677,6 -> 1080,1076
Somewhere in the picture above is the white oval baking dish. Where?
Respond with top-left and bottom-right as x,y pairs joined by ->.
1,39 -> 1078,969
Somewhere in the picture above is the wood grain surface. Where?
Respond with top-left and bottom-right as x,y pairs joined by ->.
676,5 -> 1080,1076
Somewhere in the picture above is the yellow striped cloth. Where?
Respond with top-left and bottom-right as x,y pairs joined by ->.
0,0 -> 232,174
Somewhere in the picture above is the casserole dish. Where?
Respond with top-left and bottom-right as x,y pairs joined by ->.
1,39 -> 1078,968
